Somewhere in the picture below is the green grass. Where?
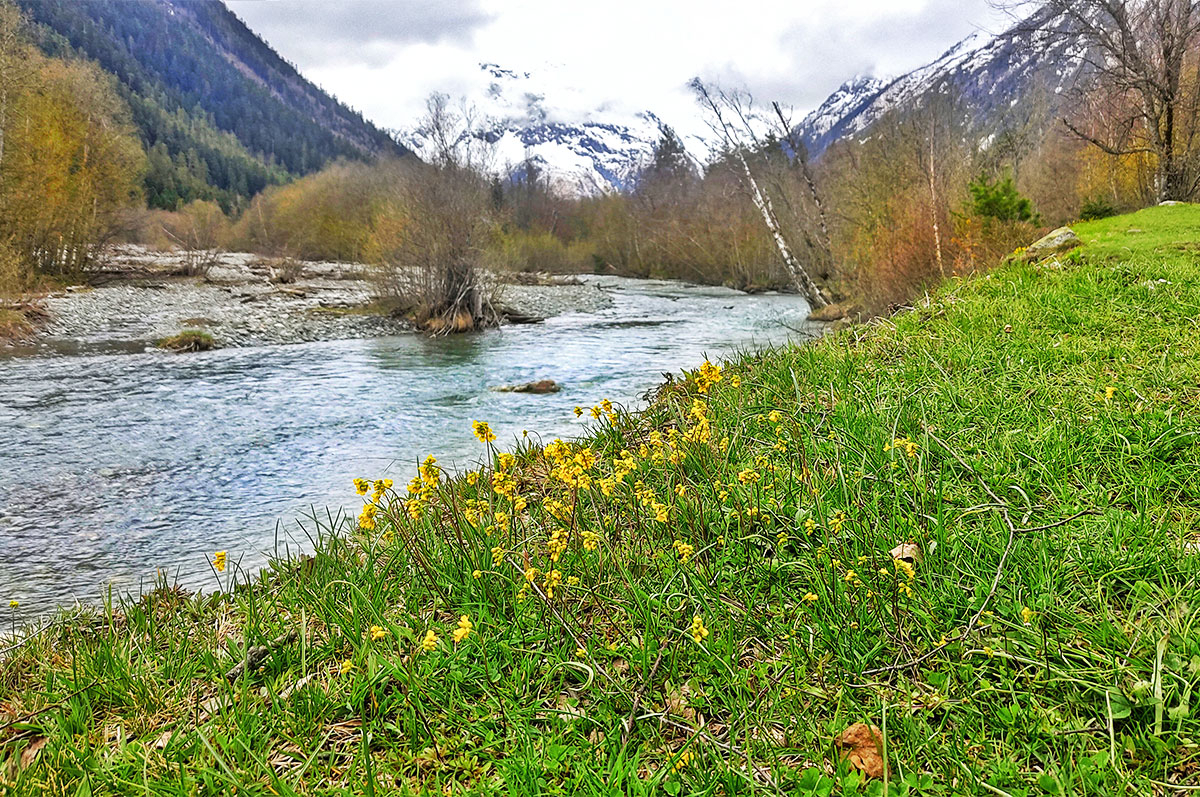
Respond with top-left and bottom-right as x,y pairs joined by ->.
155,330 -> 217,352
3,205 -> 1200,795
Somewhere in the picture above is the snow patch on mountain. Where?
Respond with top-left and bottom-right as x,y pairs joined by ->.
401,63 -> 668,195
796,9 -> 1095,158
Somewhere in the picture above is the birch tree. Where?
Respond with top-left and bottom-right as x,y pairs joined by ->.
690,79 -> 830,307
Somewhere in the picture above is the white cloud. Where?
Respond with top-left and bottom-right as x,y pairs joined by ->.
225,0 -> 1012,137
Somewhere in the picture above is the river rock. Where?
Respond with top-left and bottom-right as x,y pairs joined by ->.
808,302 -> 853,323
493,379 -> 562,394
1023,227 -> 1081,261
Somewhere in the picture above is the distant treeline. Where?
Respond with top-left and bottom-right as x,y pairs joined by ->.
4,0 -> 1198,323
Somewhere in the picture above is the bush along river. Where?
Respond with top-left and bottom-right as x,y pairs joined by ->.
0,276 -> 816,621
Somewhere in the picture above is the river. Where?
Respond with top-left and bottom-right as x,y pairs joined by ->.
0,277 -> 814,620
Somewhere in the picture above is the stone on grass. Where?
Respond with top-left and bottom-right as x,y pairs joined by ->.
1023,227 -> 1081,262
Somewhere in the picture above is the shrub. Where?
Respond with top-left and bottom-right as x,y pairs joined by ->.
1079,196 -> 1119,221
968,173 -> 1039,224
156,330 -> 216,352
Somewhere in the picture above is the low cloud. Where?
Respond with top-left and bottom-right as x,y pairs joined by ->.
225,0 -> 493,68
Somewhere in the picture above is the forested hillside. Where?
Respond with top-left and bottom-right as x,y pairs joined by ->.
14,0 -> 409,210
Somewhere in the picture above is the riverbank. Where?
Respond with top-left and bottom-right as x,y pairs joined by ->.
4,246 -> 614,353
3,206 -> 1199,793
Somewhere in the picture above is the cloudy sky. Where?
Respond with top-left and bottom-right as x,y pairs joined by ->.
225,0 -> 1013,136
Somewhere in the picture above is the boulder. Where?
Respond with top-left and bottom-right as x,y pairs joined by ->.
493,379 -> 561,395
1023,227 -> 1081,261
808,302 -> 853,323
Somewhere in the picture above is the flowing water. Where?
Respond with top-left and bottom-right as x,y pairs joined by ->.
0,277 -> 814,620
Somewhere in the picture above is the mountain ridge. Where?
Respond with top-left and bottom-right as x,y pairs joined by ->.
15,0 -> 409,209
795,7 -> 1094,158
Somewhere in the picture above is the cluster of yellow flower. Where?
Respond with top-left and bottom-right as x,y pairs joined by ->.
547,526 -> 568,562
737,468 -> 759,485
673,539 -> 695,563
893,556 -> 916,598
885,436 -> 919,458
212,551 -> 227,572
694,360 -> 723,394
546,439 -> 597,490
472,420 -> 497,443
690,615 -> 710,644
453,615 -> 473,643
682,399 -> 711,444
403,456 -> 441,520
357,502 -> 378,530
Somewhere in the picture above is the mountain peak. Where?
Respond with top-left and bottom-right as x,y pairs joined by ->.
795,7 -> 1094,158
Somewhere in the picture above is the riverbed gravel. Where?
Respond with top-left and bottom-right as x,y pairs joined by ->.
26,246 -> 613,352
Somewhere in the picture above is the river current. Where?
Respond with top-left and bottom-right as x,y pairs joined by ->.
0,277 -> 813,620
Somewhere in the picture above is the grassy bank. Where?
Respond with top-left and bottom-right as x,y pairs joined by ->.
3,206 -> 1199,795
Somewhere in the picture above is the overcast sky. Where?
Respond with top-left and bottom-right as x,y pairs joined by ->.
224,0 -> 1014,136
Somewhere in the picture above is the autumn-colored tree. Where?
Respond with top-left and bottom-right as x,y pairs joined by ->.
0,1 -> 144,278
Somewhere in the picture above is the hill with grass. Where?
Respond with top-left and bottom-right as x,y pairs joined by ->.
14,0 -> 410,211
2,205 -> 1199,793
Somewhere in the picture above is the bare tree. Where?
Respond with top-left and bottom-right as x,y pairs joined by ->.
372,95 -> 500,333
1009,0 -> 1200,201
690,79 -> 830,307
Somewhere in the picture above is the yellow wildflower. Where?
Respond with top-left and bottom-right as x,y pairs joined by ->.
673,539 -> 695,563
212,551 -> 227,572
370,625 -> 389,641
8,600 -> 17,609
339,659 -> 355,675
1021,606 -> 1036,625
1105,385 -> 1117,400
353,478 -> 369,495
472,420 -> 497,443
802,592 -> 818,602
690,615 -> 710,644
695,360 -> 722,393
453,615 -> 473,644
472,569 -> 482,579
574,406 -> 584,417
421,629 -> 439,652
674,750 -> 693,771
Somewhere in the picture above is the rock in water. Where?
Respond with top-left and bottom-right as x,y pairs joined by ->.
1023,227 -> 1081,261
493,379 -> 562,394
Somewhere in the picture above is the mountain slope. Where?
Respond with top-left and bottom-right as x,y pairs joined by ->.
16,0 -> 409,209
797,7 -> 1094,158
402,64 -> 667,194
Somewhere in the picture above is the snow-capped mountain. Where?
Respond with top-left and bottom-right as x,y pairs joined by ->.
401,64 -> 668,194
796,7 -> 1094,157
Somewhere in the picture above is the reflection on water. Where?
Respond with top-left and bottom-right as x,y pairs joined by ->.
0,277 -> 814,619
